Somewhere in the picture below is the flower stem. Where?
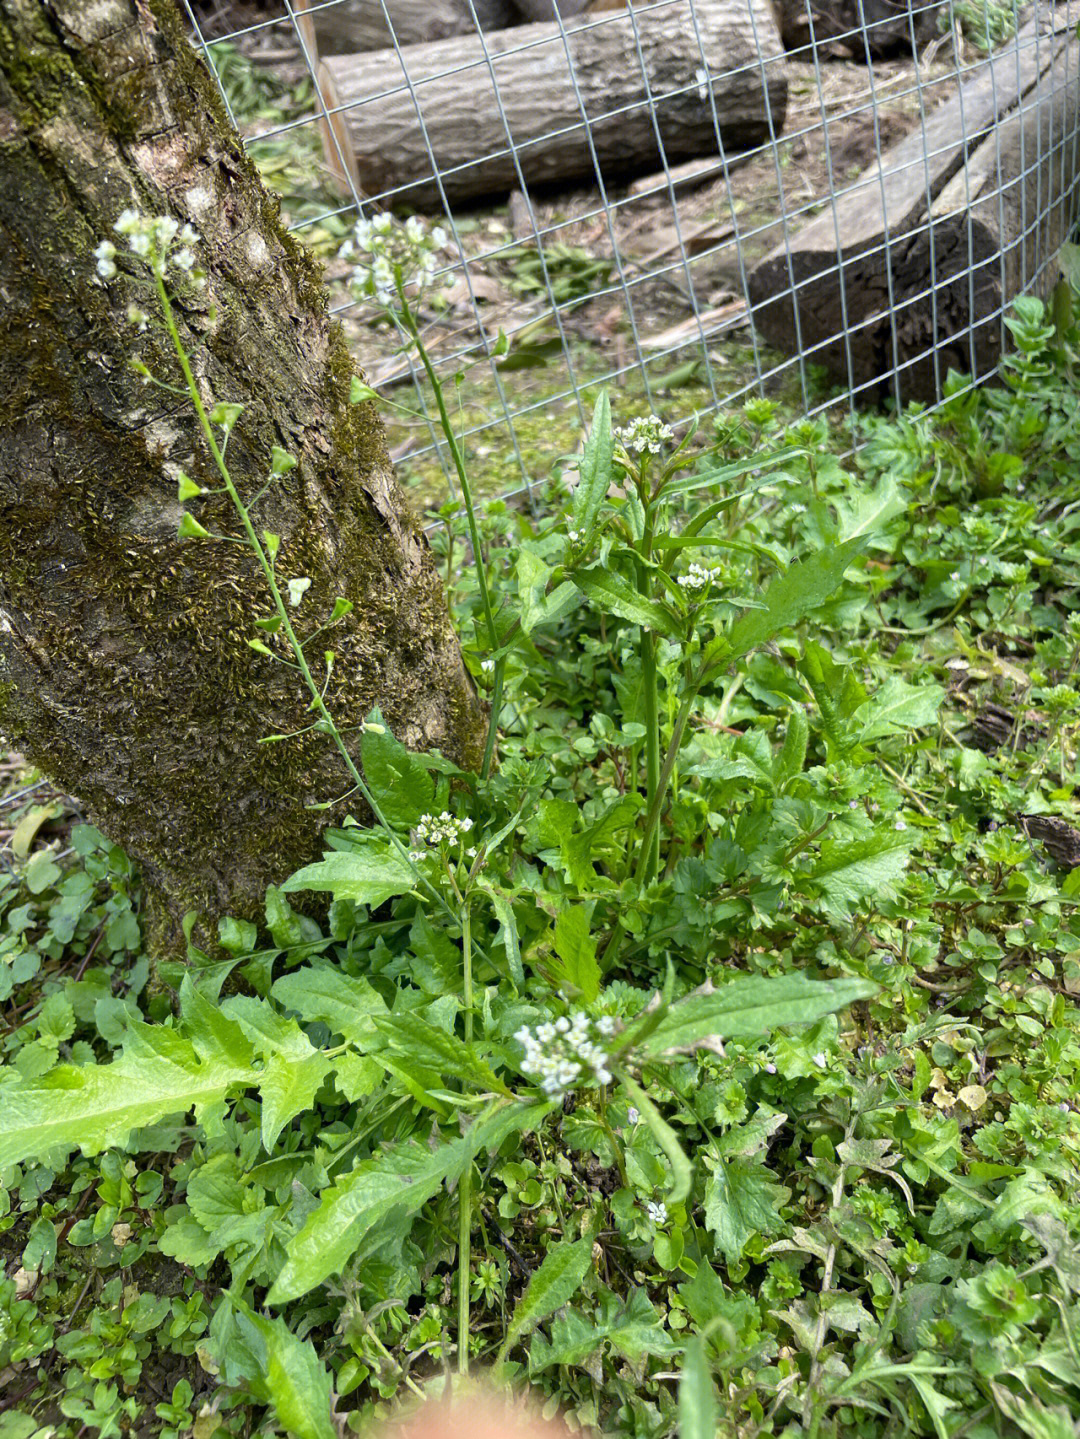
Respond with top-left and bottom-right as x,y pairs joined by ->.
398,298 -> 502,778
458,902 -> 474,1375
637,517 -> 660,883
155,275 -> 454,921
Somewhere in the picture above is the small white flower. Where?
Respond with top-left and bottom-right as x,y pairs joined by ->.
848,799 -> 859,810
646,1201 -> 668,1225
677,561 -> 723,593
480,658 -> 495,674
894,819 -> 907,832
950,571 -> 961,582
812,1052 -> 828,1069
516,1010 -> 613,1100
287,577 -> 311,608
614,415 -> 674,456
432,226 -> 448,248
695,66 -> 710,102
627,1106 -> 640,1125
764,1062 -> 777,1074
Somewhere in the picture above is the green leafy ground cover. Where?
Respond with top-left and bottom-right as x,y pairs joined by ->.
3,289 -> 1080,1439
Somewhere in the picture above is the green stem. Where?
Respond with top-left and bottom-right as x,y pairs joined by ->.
637,522 -> 661,884
605,679 -> 702,970
458,903 -> 474,1375
398,298 -> 502,779
156,277 -> 455,922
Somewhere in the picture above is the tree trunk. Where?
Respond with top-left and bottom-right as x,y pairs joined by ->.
0,0 -> 484,952
301,0 -> 515,57
746,14 -> 1080,401
317,0 -> 788,206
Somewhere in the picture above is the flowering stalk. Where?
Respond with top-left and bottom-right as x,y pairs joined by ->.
343,216 -> 503,781
614,417 -> 675,885
458,900 -> 474,1376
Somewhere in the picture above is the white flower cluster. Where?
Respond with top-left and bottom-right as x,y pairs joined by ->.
614,415 -> 674,455
514,1012 -> 617,1098
677,561 -> 723,593
341,212 -> 449,307
646,1200 -> 668,1225
96,210 -> 201,282
409,810 -> 474,863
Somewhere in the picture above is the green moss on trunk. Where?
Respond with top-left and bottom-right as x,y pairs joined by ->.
0,0 -> 483,955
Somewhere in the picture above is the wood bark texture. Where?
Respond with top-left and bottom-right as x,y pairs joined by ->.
746,15 -> 1080,401
772,0 -> 939,58
511,0 -> 591,20
301,0 -> 515,58
0,0 -> 484,950
317,0 -> 789,206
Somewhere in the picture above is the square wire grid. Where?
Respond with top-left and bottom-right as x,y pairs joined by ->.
182,0 -> 1080,506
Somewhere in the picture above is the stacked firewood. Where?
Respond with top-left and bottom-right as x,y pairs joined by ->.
297,0 -> 789,205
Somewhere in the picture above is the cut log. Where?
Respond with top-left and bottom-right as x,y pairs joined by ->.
303,0 -> 514,56
772,0 -> 939,58
511,0 -> 590,18
317,0 -> 788,205
746,15 -> 1080,402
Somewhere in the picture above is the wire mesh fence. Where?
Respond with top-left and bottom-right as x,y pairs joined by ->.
183,0 -> 1080,507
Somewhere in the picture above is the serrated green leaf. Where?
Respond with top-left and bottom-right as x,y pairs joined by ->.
800,641 -> 867,756
837,475 -> 907,541
572,390 -> 614,538
640,974 -> 878,1055
0,1026 -> 260,1168
497,1233 -> 595,1364
280,842 -> 416,908
852,675 -> 945,744
272,966 -> 387,1046
222,996 -> 331,1149
572,565 -> 680,637
268,1101 -> 548,1304
774,707 -> 809,789
482,886 -> 525,989
804,832 -> 915,919
226,1298 -> 337,1439
371,1011 -> 508,1094
703,1155 -> 789,1262
718,537 -> 865,668
549,906 -> 600,1002
360,709 -> 435,828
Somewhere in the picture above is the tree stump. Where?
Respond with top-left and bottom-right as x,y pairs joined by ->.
317,0 -> 788,206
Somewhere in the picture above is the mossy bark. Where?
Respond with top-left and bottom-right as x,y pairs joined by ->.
0,0 -> 484,953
